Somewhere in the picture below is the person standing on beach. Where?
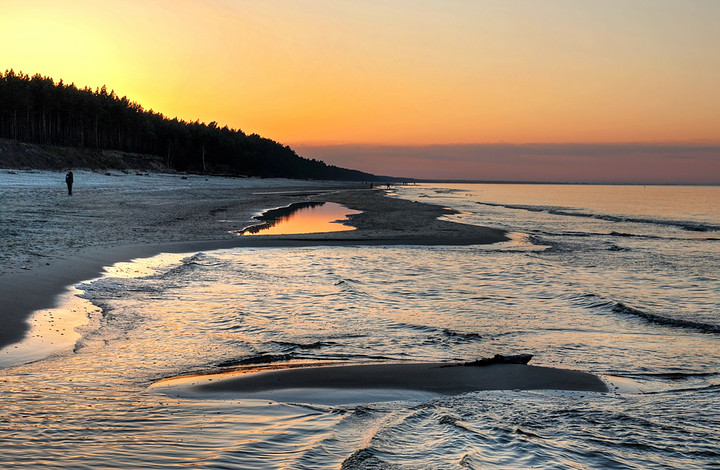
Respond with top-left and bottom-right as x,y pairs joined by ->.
65,170 -> 74,196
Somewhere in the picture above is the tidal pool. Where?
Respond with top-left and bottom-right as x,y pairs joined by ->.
241,202 -> 360,235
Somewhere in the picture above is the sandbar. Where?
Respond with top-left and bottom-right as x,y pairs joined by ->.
153,362 -> 608,405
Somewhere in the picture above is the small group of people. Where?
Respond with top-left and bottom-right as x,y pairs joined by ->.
65,170 -> 74,195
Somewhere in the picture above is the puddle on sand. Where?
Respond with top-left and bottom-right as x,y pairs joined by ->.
241,202 -> 361,235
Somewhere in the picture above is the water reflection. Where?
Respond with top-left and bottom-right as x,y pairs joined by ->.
0,287 -> 99,368
241,202 -> 361,235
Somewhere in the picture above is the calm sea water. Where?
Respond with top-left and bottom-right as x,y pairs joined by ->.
1,183 -> 719,469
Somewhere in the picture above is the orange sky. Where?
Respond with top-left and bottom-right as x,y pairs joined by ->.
2,0 -> 720,180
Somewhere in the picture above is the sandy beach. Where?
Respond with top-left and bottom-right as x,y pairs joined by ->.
4,173 -> 717,468
0,170 -> 610,400
0,170 -> 506,349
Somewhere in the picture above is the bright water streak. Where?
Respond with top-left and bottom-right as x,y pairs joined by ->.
0,183 -> 719,469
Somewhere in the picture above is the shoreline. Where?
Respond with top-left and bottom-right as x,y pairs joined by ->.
0,173 -> 508,349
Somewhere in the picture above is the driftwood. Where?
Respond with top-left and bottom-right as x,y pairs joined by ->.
462,354 -> 533,367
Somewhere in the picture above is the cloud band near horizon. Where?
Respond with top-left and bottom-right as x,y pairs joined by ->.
292,142 -> 720,184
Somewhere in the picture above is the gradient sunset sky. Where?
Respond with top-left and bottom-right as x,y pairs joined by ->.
2,0 -> 719,182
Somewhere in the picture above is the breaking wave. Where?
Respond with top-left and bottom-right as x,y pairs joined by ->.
594,300 -> 720,334
477,201 -> 720,233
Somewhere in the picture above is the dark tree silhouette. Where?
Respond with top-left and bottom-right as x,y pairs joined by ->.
0,70 -> 377,180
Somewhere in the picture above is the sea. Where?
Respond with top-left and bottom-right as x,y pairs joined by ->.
1,182 -> 719,469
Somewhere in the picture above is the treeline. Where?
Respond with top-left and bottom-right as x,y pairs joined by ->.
0,70 -> 376,180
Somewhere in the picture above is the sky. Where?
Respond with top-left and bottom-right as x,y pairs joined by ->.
2,0 -> 719,182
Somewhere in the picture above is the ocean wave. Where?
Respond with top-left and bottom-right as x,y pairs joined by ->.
215,341 -> 337,367
216,351 -> 396,368
78,278 -> 164,298
532,229 -> 701,244
272,340 -> 335,350
442,329 -> 482,341
637,383 -> 720,395
385,321 -> 484,346
153,253 -> 209,279
341,448 -> 392,469
568,292 -> 720,334
477,202 -> 720,233
608,301 -> 720,334
217,353 -> 296,367
620,371 -> 719,380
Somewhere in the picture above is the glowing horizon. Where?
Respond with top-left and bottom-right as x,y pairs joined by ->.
2,0 -> 719,181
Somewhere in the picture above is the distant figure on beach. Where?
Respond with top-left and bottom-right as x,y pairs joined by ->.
65,170 -> 74,196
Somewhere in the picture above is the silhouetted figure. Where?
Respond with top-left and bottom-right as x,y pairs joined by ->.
65,170 -> 74,196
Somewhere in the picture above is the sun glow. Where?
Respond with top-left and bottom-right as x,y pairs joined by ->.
2,0 -> 719,181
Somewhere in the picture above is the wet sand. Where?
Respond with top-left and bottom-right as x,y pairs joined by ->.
0,172 -> 507,349
153,362 -> 608,405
